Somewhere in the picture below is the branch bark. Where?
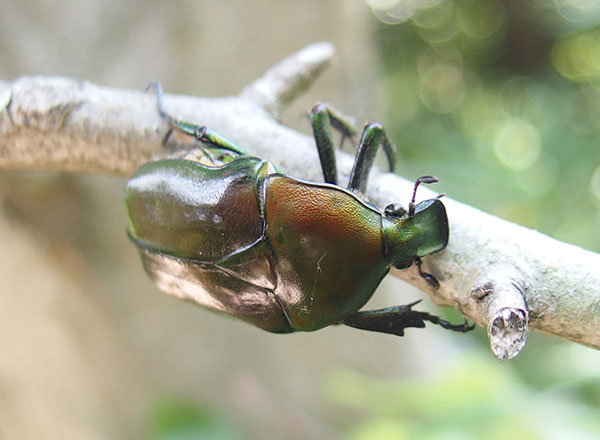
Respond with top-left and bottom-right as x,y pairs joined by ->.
1,42 -> 599,361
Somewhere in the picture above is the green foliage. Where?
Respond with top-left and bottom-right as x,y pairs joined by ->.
372,0 -> 600,251
150,399 -> 241,440
324,351 -> 600,439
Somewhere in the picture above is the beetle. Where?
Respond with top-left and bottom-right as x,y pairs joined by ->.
124,83 -> 472,336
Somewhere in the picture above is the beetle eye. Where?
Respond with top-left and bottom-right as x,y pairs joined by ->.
384,203 -> 407,218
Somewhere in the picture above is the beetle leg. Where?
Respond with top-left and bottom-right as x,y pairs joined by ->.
414,257 -> 440,289
348,123 -> 397,194
149,82 -> 247,155
342,300 -> 474,336
309,103 -> 357,185
309,104 -> 338,185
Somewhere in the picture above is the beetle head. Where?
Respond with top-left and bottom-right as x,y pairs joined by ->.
382,177 -> 449,269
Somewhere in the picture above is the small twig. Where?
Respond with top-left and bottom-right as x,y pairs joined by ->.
470,274 -> 528,361
240,41 -> 335,118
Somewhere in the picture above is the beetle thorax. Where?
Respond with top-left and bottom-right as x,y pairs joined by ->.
382,199 -> 449,269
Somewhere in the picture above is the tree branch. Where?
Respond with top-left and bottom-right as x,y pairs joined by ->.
1,42 -> 598,361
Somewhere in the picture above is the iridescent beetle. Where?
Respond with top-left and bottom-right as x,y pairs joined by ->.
124,84 -> 472,336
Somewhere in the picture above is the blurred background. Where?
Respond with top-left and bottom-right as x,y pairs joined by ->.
2,0 -> 600,439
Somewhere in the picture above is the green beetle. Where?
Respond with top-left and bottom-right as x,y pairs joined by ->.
125,84 -> 472,336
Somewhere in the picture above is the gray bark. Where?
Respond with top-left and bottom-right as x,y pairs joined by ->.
2,42 -> 598,361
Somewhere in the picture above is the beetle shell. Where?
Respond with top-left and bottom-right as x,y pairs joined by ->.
125,157 -> 268,260
263,176 -> 390,330
125,157 -> 394,333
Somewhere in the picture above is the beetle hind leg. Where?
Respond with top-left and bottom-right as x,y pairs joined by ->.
148,82 -> 247,156
342,300 -> 474,336
309,103 -> 358,185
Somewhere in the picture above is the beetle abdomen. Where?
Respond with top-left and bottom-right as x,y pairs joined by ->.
138,248 -> 293,333
125,158 -> 269,261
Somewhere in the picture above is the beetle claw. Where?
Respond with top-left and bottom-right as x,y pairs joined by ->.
415,257 -> 441,289
407,306 -> 475,333
405,299 -> 423,309
430,317 -> 475,333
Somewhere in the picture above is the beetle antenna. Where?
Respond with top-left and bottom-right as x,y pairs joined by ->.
408,175 -> 438,217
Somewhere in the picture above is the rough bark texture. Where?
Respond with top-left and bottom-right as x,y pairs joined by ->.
1,42 -> 598,361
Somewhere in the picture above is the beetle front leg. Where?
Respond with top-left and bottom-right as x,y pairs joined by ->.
149,82 -> 247,156
342,300 -> 474,336
415,257 -> 440,289
309,103 -> 357,185
348,123 -> 397,194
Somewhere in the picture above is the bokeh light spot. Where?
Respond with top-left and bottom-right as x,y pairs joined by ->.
554,0 -> 600,24
456,0 -> 505,39
552,31 -> 600,81
590,164 -> 600,203
516,159 -> 558,196
366,0 -> 444,24
493,119 -> 541,170
418,52 -> 466,113
412,0 -> 454,29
